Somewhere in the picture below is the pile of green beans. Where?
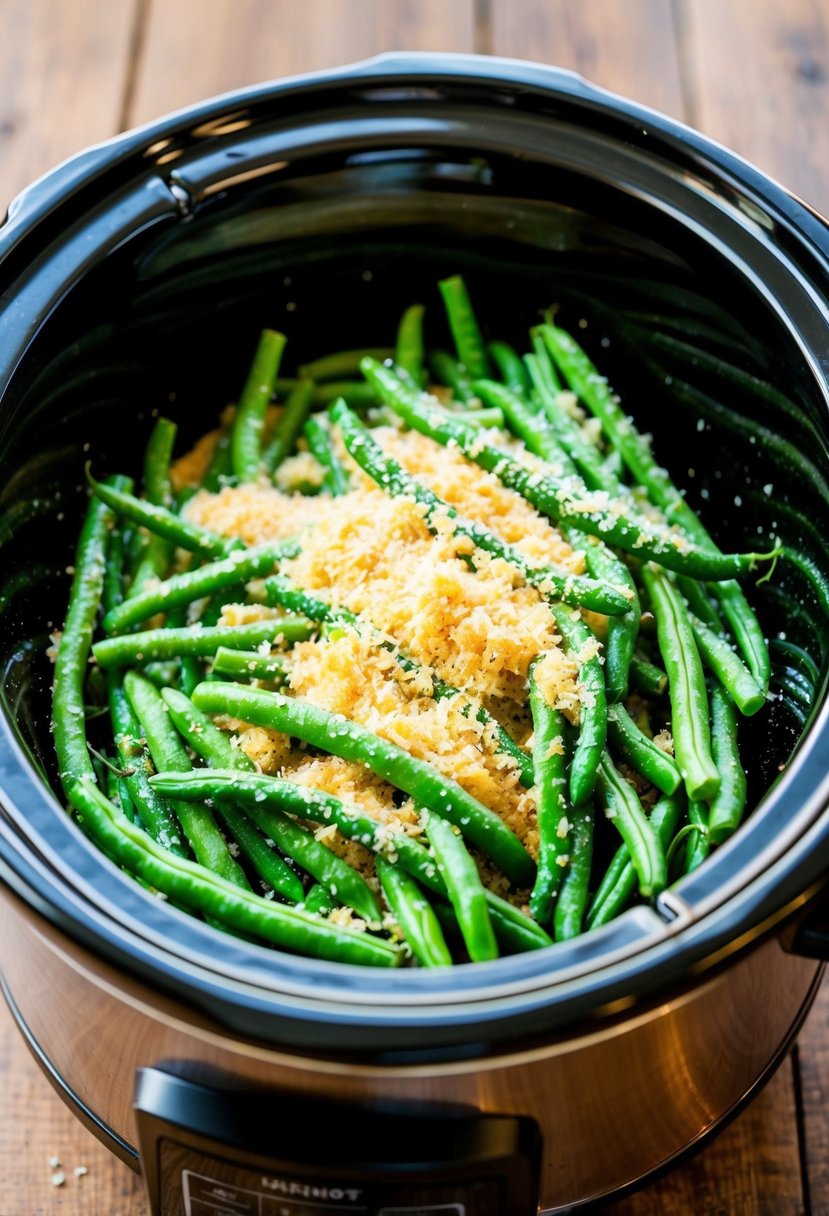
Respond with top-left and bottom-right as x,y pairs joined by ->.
48,276 -> 783,968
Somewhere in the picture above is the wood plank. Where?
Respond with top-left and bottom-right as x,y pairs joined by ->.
679,0 -> 829,212
128,0 -> 476,127
0,0 -> 139,211
489,0 -> 686,120
0,998 -> 147,1215
797,970 -> 829,1212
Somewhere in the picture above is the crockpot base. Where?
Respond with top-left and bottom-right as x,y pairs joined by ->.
0,884 -> 822,1212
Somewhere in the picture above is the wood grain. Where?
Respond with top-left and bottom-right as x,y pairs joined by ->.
0,0 -> 139,211
679,0 -> 829,212
0,998 -> 147,1216
127,0 -> 476,127
489,0 -> 686,119
797,972 -> 829,1213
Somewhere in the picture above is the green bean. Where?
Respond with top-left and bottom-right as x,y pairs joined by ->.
630,654 -> 669,697
140,661 -> 182,689
302,883 -> 333,915
188,683 -> 535,887
596,752 -> 666,898
438,274 -> 490,381
707,686 -> 748,845
488,341 -> 531,396
528,662 -> 570,925
428,349 -> 475,402
606,704 -> 682,796
52,477 -> 129,789
688,613 -> 766,716
541,324 -> 771,689
684,800 -> 710,873
641,564 -> 720,801
525,359 -> 624,496
124,671 -> 251,889
524,350 -> 560,406
109,679 -> 187,855
376,858 -> 452,967
530,326 -> 563,391
231,329 -> 287,482
299,347 -> 393,381
147,768 -> 550,953
331,398 -> 630,618
66,782 -> 400,967
103,548 -> 286,635
241,799 -> 381,922
303,415 -> 349,496
87,469 -> 245,560
425,812 -> 497,963
471,378 -> 575,475
587,792 -> 683,928
676,574 -> 723,634
553,809 -> 593,942
394,304 -> 426,387
273,379 -> 381,408
211,646 -> 287,683
359,359 -> 774,580
127,417 -> 178,597
215,803 -> 305,904
550,605 -> 607,804
93,616 -> 313,669
203,429 -> 234,491
582,539 -> 640,703
262,377 -> 315,474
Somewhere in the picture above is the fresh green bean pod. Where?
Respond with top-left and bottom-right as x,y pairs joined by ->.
124,671 -> 251,889
582,539 -> 640,703
641,564 -> 720,802
262,377 -> 315,474
127,417 -> 178,597
147,767 -> 551,954
629,655 -> 669,697
66,782 -> 401,967
303,415 -> 349,496
688,613 -> 766,716
606,703 -> 682,796
550,605 -> 607,805
488,341 -> 532,395
299,347 -> 393,381
188,684 -> 535,887
103,547 -> 286,635
428,349 -> 475,402
93,616 -> 313,669
302,884 -> 333,915
707,685 -> 748,845
231,329 -> 287,482
394,303 -> 426,387
595,752 -> 667,898
52,477 -> 130,789
87,469 -> 246,560
109,679 -> 187,856
587,792 -> 684,928
211,646 -> 287,683
376,858 -> 452,967
684,799 -> 711,873
425,812 -> 497,963
553,809 -> 594,942
438,275 -> 491,381
528,662 -> 571,925
215,803 -> 305,905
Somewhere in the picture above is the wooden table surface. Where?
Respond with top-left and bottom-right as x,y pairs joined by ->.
2,2 -> 829,1213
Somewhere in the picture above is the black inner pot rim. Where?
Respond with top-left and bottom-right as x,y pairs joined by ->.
2,53 -> 829,1041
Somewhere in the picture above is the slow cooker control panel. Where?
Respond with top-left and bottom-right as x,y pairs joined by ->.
135,1068 -> 540,1216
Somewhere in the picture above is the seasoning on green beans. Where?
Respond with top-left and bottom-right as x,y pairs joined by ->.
48,277 -> 785,968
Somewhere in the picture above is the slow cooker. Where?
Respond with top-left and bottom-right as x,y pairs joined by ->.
1,53 -> 829,1215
